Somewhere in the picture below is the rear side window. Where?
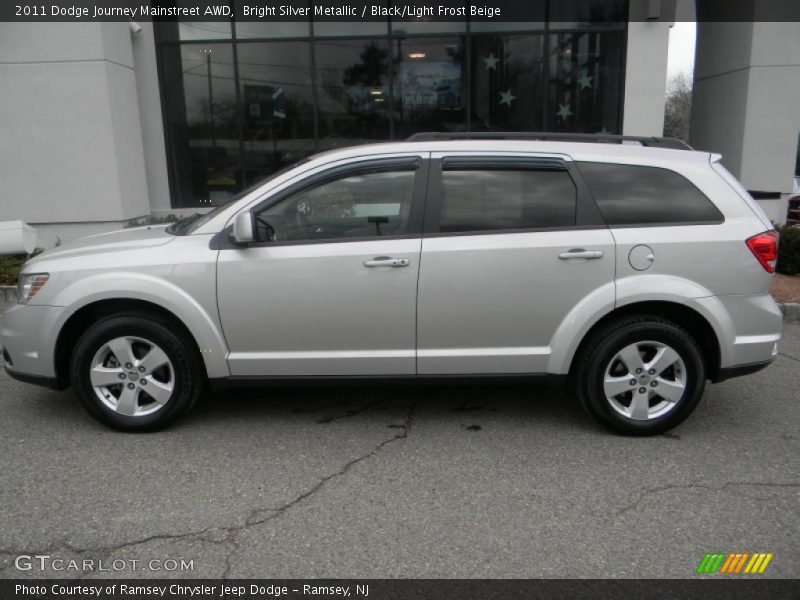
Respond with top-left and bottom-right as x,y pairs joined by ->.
439,168 -> 577,233
577,162 -> 724,226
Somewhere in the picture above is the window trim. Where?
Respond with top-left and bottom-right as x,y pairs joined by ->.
423,154 -> 606,236
217,157 -> 430,249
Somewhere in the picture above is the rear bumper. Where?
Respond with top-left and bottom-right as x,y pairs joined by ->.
712,359 -> 774,383
690,292 -> 782,371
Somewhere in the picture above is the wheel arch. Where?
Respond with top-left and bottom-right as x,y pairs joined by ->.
567,301 -> 722,381
54,298 -> 218,388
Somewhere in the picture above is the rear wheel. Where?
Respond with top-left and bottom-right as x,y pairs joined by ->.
70,313 -> 203,431
574,316 -> 706,435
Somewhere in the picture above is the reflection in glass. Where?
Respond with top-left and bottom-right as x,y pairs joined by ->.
315,39 -> 391,150
237,42 -> 316,188
161,43 -> 239,207
471,34 -> 545,131
256,170 -> 416,242
391,37 -> 467,138
234,22 -> 310,39
440,169 -> 576,232
546,31 -> 624,133
159,16 -> 629,208
177,22 -> 231,41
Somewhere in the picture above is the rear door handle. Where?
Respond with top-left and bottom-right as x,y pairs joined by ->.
363,256 -> 410,268
558,249 -> 604,260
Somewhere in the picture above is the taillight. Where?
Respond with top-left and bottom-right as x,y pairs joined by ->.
745,230 -> 779,273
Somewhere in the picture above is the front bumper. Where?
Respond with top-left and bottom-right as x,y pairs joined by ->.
1,302 -> 66,385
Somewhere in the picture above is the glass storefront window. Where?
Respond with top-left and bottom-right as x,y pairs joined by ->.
313,22 -> 388,38
236,42 -> 316,187
158,9 -> 628,208
234,22 -> 310,39
177,22 -> 231,41
471,33 -> 545,131
546,30 -> 624,133
314,38 -> 392,150
161,43 -> 240,207
391,37 -> 467,138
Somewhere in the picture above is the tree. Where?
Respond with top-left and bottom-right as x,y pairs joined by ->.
664,73 -> 692,143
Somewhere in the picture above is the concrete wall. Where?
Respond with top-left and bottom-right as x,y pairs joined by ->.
0,22 -> 169,247
131,22 -> 172,215
690,21 -> 800,224
622,4 -> 673,137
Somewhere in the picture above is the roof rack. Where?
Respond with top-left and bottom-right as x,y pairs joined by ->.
405,131 -> 693,151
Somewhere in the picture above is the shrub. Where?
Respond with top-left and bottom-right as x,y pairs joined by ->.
0,254 -> 24,286
0,248 -> 45,286
777,225 -> 800,276
124,214 -> 179,228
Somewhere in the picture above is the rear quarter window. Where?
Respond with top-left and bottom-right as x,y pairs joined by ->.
577,162 -> 724,226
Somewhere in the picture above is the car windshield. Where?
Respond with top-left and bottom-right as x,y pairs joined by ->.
166,157 -> 312,236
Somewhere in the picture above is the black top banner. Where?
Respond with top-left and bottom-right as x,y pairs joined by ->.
4,0 -> 800,22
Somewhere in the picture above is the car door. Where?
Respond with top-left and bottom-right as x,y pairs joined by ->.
416,152 -> 615,374
217,155 -> 428,377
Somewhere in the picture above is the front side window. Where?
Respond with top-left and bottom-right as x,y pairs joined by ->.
577,162 -> 724,226
255,169 -> 416,242
439,168 -> 577,233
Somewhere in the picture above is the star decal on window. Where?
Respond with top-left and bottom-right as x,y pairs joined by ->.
499,89 -> 516,107
483,53 -> 500,70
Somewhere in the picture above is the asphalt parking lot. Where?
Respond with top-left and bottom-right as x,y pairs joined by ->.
0,298 -> 797,579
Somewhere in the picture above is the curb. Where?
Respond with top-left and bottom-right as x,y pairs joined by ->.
779,302 -> 800,323
0,285 -> 17,302
0,284 -> 799,321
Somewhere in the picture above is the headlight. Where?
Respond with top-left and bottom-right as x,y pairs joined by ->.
17,273 -> 49,304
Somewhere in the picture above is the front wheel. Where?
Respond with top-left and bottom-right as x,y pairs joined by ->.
574,316 -> 706,435
70,312 -> 204,431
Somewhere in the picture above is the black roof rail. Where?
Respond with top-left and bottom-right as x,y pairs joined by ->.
405,131 -> 693,151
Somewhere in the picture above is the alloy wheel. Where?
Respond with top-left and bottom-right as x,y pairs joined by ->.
89,336 -> 175,417
602,340 -> 687,421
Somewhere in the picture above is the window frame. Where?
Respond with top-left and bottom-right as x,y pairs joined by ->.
423,153 -> 606,237
219,156 -> 430,249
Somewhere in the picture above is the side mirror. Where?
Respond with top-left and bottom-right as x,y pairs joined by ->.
231,211 -> 255,245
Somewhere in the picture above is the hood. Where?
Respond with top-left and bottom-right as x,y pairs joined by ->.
26,225 -> 175,266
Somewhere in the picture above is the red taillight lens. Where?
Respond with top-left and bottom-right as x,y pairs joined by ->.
746,230 -> 779,273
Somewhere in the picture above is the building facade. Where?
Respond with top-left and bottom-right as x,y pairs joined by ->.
6,2 -> 796,247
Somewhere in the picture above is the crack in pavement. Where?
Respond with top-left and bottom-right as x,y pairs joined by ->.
616,481 -> 800,516
0,400 -> 418,579
221,400 -> 418,578
778,352 -> 799,363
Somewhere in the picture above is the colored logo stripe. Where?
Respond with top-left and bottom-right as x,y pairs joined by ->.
697,553 -> 726,573
745,553 -> 774,574
697,552 -> 773,574
719,553 -> 748,573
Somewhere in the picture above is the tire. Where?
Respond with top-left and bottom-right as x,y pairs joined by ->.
70,312 -> 204,431
574,315 -> 706,436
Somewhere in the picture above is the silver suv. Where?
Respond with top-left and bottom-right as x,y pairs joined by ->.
1,133 -> 783,434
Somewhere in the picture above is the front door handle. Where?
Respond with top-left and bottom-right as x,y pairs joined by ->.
363,256 -> 410,268
558,249 -> 604,260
